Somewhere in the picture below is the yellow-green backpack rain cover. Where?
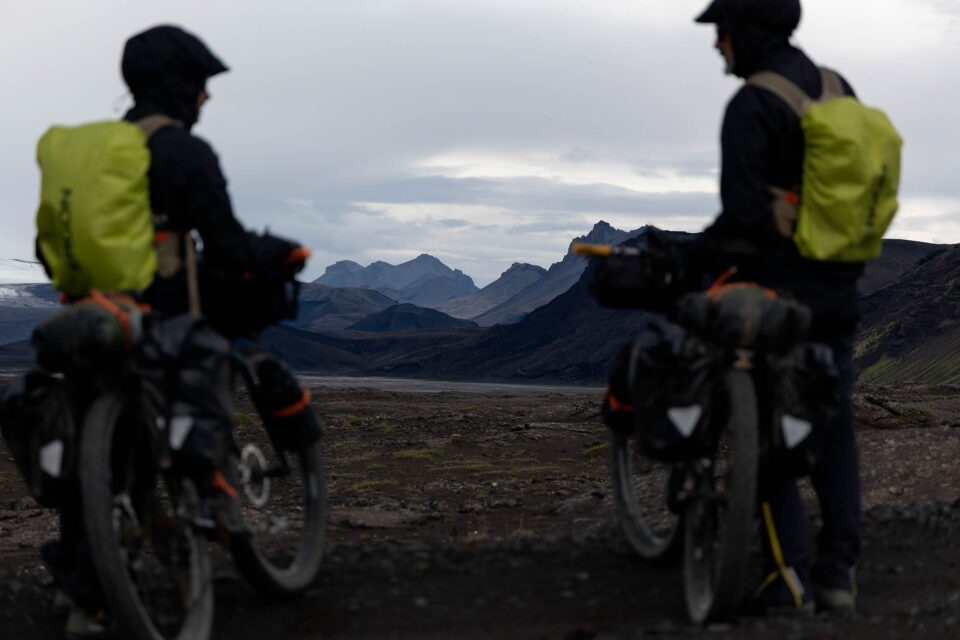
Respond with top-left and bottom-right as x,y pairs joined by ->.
795,98 -> 903,262
36,121 -> 156,296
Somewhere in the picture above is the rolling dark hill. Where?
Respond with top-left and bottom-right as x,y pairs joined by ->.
256,324 -> 481,375
859,239 -> 943,296
855,244 -> 960,384
0,340 -> 34,369
347,304 -> 478,333
287,284 -> 397,332
0,284 -> 59,345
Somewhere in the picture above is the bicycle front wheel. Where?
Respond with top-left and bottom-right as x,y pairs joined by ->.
609,430 -> 682,560
229,425 -> 327,599
80,393 -> 213,640
683,369 -> 758,624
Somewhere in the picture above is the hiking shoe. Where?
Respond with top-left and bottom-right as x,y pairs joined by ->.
53,589 -> 74,612
65,606 -> 107,639
814,585 -> 856,616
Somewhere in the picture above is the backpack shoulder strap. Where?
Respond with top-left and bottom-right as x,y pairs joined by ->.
817,67 -> 846,101
746,72 -> 811,118
132,114 -> 184,139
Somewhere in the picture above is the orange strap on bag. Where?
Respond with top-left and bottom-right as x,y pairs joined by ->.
84,289 -> 150,352
268,388 -> 311,418
704,267 -> 778,302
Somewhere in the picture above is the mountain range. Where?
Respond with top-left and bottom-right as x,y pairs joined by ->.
471,221 -> 641,326
0,225 -> 954,386
435,263 -> 546,320
315,254 -> 477,307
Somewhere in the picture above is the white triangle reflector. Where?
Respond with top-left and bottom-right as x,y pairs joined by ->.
667,405 -> 702,438
781,414 -> 812,449
40,439 -> 64,478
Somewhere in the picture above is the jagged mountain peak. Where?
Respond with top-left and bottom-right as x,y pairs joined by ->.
503,262 -> 546,276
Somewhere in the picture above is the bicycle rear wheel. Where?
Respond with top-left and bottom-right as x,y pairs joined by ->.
228,420 -> 326,599
683,369 -> 758,624
609,431 -> 682,560
80,393 -> 213,640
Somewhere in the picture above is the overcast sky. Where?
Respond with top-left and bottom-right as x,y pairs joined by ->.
2,0 -> 958,286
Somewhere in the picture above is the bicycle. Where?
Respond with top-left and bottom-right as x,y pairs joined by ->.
77,319 -> 327,640
576,238 -> 828,624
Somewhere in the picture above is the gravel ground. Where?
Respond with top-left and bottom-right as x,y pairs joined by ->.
1,381 -> 959,639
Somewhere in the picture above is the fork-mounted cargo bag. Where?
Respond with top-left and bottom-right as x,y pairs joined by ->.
0,372 -> 77,507
137,314 -> 234,474
759,342 -> 839,477
603,317 -> 719,461
244,351 -> 321,451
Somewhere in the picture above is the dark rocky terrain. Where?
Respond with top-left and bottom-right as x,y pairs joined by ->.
2,381 -> 960,639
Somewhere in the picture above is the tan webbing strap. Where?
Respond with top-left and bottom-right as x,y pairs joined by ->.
818,67 -> 846,101
133,114 -> 184,139
184,234 -> 201,317
747,67 -> 848,118
132,115 -> 199,315
747,72 -> 811,118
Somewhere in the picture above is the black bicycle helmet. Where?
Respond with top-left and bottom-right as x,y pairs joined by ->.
695,0 -> 801,36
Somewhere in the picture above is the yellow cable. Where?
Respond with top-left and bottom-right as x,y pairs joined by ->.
761,501 -> 804,608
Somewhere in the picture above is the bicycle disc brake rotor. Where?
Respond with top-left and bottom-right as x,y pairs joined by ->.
240,444 -> 271,508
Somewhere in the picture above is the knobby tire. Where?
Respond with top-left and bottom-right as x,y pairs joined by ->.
683,369 -> 758,624
609,431 -> 682,561
80,393 -> 214,640
229,438 -> 327,599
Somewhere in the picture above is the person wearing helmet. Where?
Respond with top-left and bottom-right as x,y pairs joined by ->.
120,25 -> 301,315
43,26 -> 304,637
695,0 -> 861,615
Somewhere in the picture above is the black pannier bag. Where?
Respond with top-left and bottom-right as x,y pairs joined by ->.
603,317 -> 719,461
244,350 -> 321,451
0,372 -> 76,507
759,342 -> 839,477
137,314 -> 235,474
32,291 -> 147,372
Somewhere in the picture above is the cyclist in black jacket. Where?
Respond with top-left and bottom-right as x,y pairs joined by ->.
121,25 -> 300,315
695,0 -> 861,614
44,26 -> 303,636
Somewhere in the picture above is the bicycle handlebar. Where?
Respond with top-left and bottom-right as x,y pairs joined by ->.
571,242 -> 644,258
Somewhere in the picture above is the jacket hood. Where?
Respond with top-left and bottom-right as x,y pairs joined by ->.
695,0 -> 801,36
695,0 -> 798,78
121,25 -> 228,128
